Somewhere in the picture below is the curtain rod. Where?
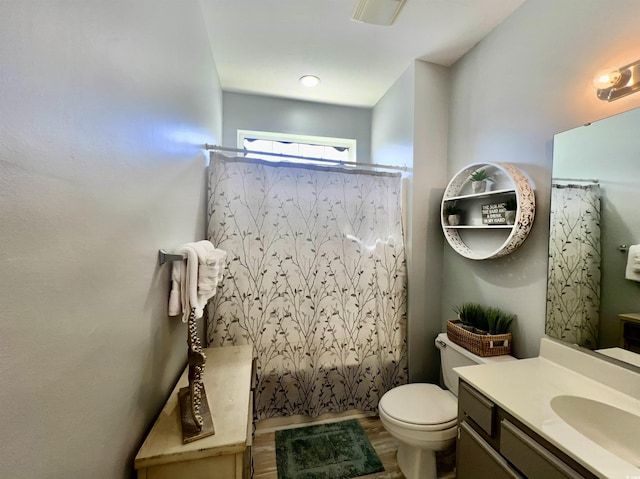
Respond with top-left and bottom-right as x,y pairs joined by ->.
204,144 -> 409,172
552,177 -> 599,183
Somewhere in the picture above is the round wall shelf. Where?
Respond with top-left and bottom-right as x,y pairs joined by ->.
441,162 -> 535,260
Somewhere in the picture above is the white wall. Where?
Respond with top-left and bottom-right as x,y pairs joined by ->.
222,92 -> 372,161
371,65 -> 415,167
445,0 -> 640,358
372,60 -> 449,382
0,1 -> 222,477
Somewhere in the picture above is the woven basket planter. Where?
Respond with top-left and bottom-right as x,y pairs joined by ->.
446,319 -> 512,357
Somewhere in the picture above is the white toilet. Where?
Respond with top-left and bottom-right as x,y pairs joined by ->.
378,332 -> 516,479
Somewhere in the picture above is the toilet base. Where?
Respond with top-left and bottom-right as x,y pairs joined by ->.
397,442 -> 437,479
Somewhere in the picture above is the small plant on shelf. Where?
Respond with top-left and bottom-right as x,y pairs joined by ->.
443,203 -> 462,216
469,169 -> 491,182
443,202 -> 462,226
469,169 -> 492,193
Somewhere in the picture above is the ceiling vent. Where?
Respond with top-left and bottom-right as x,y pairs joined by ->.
351,0 -> 407,26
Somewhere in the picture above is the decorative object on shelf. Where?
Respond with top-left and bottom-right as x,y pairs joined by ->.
447,320 -> 512,357
504,197 -> 517,225
469,168 -> 492,194
481,202 -> 507,225
441,162 -> 535,260
159,241 -> 228,443
451,302 -> 516,336
443,202 -> 463,226
447,302 -> 515,357
178,307 -> 215,443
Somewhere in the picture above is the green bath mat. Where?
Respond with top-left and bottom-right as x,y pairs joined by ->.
275,419 -> 384,479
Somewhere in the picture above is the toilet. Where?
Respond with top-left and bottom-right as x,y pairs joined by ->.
378,332 -> 517,479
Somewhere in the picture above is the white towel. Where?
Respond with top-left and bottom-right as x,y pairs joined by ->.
625,245 -> 640,282
168,240 -> 227,321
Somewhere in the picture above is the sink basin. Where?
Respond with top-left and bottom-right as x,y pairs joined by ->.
550,395 -> 640,466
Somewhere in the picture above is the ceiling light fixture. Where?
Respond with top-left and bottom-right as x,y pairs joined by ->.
351,0 -> 406,26
594,58 -> 640,101
299,75 -> 320,88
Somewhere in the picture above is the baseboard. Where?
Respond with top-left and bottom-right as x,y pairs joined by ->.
254,409 -> 376,434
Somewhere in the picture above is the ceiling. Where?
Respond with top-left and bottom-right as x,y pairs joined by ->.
200,0 -> 525,108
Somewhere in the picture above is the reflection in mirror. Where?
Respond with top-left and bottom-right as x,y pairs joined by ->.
547,182 -> 601,348
548,107 -> 640,367
597,346 -> 640,368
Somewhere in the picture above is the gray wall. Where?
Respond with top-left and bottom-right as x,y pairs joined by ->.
445,0 -> 640,358
412,61 -> 449,381
371,65 -> 415,167
372,60 -> 449,382
222,92 -> 372,162
0,1 -> 222,477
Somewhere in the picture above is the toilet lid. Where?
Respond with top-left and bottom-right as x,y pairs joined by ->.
379,383 -> 457,425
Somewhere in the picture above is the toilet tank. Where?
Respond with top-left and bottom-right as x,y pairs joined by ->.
435,332 -> 516,396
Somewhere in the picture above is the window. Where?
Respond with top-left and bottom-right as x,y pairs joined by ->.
237,130 -> 357,165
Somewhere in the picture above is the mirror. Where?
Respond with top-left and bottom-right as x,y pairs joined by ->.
547,107 -> 640,368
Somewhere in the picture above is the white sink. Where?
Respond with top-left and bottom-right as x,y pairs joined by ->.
550,395 -> 640,467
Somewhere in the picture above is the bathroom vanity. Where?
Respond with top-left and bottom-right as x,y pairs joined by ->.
455,338 -> 640,479
619,313 -> 640,353
457,380 -> 596,478
134,345 -> 254,479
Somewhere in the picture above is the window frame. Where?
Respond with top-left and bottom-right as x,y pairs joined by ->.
237,129 -> 357,163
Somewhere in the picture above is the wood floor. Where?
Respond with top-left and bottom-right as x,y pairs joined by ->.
252,415 -> 456,479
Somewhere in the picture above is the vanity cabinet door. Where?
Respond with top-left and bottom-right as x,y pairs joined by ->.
500,420 -> 585,479
457,421 -> 524,479
458,379 -> 502,448
622,319 -> 640,353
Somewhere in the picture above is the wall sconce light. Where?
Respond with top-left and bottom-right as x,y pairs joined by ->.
594,58 -> 640,101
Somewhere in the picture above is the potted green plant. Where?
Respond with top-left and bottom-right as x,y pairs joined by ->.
485,306 -> 517,334
452,302 -> 488,333
504,197 -> 517,225
449,303 -> 516,356
452,303 -> 516,335
470,169 -> 492,194
443,202 -> 462,226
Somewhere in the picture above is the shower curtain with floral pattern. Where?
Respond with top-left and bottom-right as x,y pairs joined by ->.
206,153 -> 408,420
546,184 -> 601,348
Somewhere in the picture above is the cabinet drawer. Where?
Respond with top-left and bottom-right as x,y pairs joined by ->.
458,380 -> 496,437
457,421 -> 523,479
500,419 -> 584,479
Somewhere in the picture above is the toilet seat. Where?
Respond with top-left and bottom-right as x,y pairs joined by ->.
379,383 -> 457,431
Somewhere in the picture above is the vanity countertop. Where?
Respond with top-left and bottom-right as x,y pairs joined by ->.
618,312 -> 640,324
455,340 -> 640,479
598,347 -> 640,368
